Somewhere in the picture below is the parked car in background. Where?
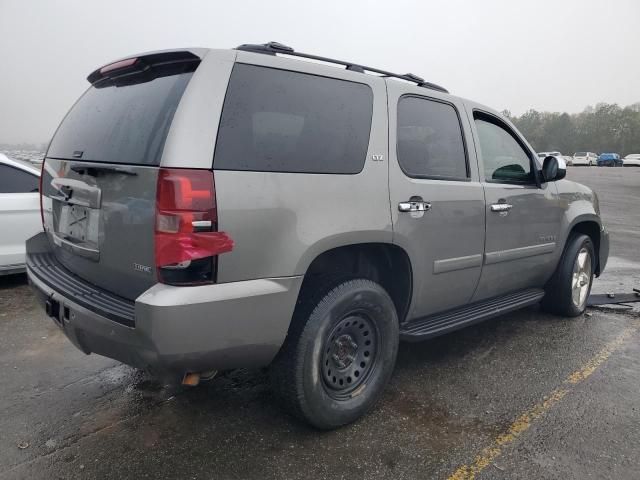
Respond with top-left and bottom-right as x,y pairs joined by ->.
598,153 -> 623,167
572,152 -> 598,166
0,153 -> 42,274
622,154 -> 640,166
25,43 -> 609,429
537,151 -> 562,162
1,150 -> 45,167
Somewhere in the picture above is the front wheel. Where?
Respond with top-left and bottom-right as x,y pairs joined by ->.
542,233 -> 595,316
270,278 -> 399,429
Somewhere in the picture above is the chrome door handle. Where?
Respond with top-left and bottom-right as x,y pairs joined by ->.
490,203 -> 513,212
399,201 -> 432,212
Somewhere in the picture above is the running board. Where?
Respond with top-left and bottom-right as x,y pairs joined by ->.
400,288 -> 545,341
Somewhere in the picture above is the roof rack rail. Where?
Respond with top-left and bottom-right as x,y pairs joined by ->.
235,42 -> 449,94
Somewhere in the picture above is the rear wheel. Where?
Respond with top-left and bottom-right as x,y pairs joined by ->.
270,278 -> 399,429
542,233 -> 595,317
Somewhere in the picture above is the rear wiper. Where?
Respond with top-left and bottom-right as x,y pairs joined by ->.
70,164 -> 137,176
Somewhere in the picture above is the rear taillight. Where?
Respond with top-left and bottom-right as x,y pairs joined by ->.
155,168 -> 233,286
39,159 -> 45,228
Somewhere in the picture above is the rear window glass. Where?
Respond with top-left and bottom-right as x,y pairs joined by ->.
397,96 -> 468,180
47,72 -> 193,165
214,64 -> 373,174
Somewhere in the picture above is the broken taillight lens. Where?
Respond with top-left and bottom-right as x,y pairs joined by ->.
155,168 -> 233,285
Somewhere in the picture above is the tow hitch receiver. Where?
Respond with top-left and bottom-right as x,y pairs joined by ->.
45,298 -> 60,320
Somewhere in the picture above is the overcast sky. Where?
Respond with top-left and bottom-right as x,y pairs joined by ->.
1,0 -> 638,144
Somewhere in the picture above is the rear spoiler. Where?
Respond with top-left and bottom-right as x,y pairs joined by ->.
87,50 -> 201,88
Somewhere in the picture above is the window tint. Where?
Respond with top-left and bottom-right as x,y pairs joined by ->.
474,118 -> 534,183
214,64 -> 373,174
0,165 -> 39,193
396,97 -> 467,180
47,71 -> 194,165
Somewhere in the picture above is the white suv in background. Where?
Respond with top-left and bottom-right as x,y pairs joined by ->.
537,151 -> 567,164
622,154 -> 640,166
0,153 -> 42,274
573,152 -> 598,166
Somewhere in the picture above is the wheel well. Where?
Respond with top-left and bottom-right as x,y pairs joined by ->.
570,221 -> 601,275
301,243 -> 413,322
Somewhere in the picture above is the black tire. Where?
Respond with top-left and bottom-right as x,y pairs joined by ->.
542,233 -> 595,317
270,277 -> 399,429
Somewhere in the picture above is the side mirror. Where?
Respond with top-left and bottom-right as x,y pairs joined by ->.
542,155 -> 566,182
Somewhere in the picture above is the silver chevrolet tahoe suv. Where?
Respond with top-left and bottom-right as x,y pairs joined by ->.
27,42 -> 609,429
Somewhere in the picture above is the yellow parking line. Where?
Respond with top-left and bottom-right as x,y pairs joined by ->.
446,321 -> 640,480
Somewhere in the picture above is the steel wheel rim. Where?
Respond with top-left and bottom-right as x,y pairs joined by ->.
571,247 -> 592,308
321,312 -> 378,400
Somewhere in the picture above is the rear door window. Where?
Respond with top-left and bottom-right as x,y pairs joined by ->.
0,165 -> 39,193
214,64 -> 373,174
396,96 -> 468,180
47,71 -> 194,165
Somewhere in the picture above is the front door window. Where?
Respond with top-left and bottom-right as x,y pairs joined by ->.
474,118 -> 534,184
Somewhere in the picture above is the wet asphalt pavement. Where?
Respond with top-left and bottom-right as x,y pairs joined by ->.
1,167 -> 639,479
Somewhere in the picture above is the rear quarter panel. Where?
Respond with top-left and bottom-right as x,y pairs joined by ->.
212,53 -> 392,282
160,49 -> 237,169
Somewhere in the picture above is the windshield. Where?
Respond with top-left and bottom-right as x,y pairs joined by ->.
574,152 -> 587,157
47,71 -> 193,165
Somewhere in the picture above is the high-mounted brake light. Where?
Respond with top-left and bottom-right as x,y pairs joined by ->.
155,168 -> 233,285
87,51 -> 200,86
100,57 -> 138,74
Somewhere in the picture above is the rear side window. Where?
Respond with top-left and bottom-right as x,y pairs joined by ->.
47,72 -> 193,165
214,64 -> 373,174
396,96 -> 468,180
0,165 -> 38,193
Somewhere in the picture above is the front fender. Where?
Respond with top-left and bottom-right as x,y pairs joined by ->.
554,179 -> 607,274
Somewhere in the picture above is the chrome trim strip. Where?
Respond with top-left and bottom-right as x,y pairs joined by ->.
485,242 -> 556,265
433,253 -> 483,274
192,220 -> 212,228
52,232 -> 100,261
